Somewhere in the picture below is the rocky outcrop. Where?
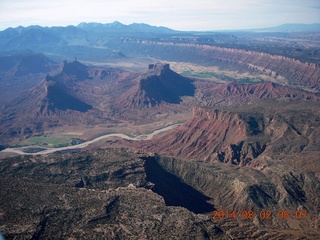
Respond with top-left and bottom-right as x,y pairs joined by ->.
1,149 -> 319,239
0,66 -> 97,140
142,154 -> 320,238
145,107 -> 263,164
3,76 -> 92,117
217,141 -> 266,165
144,102 -> 320,165
118,63 -> 195,108
53,60 -> 90,83
0,149 -> 222,239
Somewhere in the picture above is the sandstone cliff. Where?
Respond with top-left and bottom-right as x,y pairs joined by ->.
148,154 -> 320,238
117,63 -> 195,108
199,81 -> 319,104
145,106 -> 260,165
145,102 -> 320,165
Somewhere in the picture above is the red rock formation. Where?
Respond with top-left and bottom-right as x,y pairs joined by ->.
143,103 -> 320,166
116,63 -> 195,108
199,81 -> 319,105
145,107 -> 248,162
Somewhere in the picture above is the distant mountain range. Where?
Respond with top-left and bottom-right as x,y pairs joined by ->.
0,21 -> 320,34
77,21 -> 176,34
0,21 -> 179,60
0,21 -> 178,46
0,21 -> 319,65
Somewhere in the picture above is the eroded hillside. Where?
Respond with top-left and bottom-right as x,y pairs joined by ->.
144,101 -> 320,165
1,23 -> 320,240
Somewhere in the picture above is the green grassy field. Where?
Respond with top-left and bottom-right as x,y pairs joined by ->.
24,135 -> 84,148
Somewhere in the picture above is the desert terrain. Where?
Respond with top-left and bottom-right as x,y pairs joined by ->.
0,22 -> 320,239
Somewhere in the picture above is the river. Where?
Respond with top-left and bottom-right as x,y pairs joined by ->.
1,124 -> 180,155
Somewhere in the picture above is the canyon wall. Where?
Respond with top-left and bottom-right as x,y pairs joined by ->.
145,107 -> 250,163
145,103 -> 320,165
121,40 -> 320,90
149,155 -> 320,235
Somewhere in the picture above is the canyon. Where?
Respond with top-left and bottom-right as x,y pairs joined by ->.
119,40 -> 320,90
0,22 -> 320,239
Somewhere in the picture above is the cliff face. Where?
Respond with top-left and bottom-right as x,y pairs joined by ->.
118,63 -> 195,108
53,60 -> 90,84
146,107 -> 252,164
0,65 -> 98,140
149,155 -> 320,238
3,76 -> 93,116
145,103 -> 320,165
213,81 -> 317,99
121,41 -> 320,91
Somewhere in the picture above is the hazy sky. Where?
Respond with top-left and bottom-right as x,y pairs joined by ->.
0,0 -> 319,31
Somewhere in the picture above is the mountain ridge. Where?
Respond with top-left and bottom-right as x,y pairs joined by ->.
3,22 -> 320,33
77,21 -> 176,33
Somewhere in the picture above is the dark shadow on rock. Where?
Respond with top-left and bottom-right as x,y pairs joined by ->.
143,156 -> 214,214
47,82 -> 93,112
140,64 -> 196,106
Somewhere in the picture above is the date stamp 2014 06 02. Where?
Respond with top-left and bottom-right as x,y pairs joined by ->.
212,209 -> 308,221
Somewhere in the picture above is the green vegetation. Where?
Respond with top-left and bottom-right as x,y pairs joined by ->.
181,70 -> 263,83
25,135 -> 85,148
181,71 -> 217,79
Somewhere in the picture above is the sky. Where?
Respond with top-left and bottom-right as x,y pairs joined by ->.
0,0 -> 319,31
